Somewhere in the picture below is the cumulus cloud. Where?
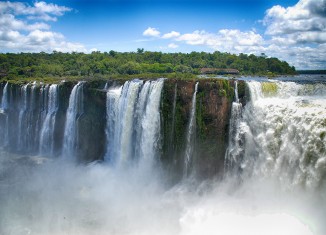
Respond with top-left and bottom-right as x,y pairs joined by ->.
0,1 -> 86,52
0,29 -> 85,52
0,1 -> 71,21
264,0 -> 326,43
261,0 -> 326,68
162,31 -> 180,39
176,29 -> 264,54
143,27 -> 161,37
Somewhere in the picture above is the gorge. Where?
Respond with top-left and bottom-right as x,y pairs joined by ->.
0,77 -> 325,235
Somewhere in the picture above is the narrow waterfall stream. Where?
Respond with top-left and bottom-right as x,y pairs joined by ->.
225,80 -> 243,175
184,82 -> 198,176
62,81 -> 85,160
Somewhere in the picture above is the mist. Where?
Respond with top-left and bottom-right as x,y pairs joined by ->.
1,151 -> 324,235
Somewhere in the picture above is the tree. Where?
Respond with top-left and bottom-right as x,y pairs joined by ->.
137,48 -> 144,54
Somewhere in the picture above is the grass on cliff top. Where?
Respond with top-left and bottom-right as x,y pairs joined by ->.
2,73 -> 201,85
261,82 -> 278,96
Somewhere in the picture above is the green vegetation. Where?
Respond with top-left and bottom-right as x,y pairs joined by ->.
261,82 -> 278,96
0,50 -> 296,81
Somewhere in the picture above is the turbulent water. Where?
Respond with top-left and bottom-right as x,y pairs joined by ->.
0,77 -> 325,235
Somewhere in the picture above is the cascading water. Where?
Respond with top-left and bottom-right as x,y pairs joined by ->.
225,81 -> 243,175
39,84 -> 59,156
0,82 -> 8,112
138,79 -> 164,163
105,79 -> 164,166
227,80 -> 326,189
17,84 -> 29,151
0,82 -> 9,147
134,81 -> 151,160
183,82 -> 198,177
105,85 -> 123,163
62,81 -> 85,160
105,80 -> 142,164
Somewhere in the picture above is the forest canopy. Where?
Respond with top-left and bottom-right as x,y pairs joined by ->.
0,50 -> 296,80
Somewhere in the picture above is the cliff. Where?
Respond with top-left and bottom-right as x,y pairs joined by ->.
0,78 -> 246,180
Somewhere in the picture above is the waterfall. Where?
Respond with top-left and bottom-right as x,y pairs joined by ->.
27,84 -> 39,151
234,80 -> 239,103
17,84 -> 29,151
1,82 -> 8,112
184,82 -> 198,176
0,82 -> 9,148
62,82 -> 85,160
105,85 -> 123,163
224,81 -> 243,175
138,79 -> 164,163
39,84 -> 59,156
134,81 -> 151,160
116,80 -> 142,163
105,79 -> 164,166
228,81 -> 326,188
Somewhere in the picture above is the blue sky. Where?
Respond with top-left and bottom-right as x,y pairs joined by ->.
0,0 -> 325,69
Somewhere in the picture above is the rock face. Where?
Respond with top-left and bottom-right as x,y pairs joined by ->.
161,79 -> 243,180
0,78 -> 246,179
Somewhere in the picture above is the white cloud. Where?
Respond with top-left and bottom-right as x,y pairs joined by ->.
0,14 -> 50,31
177,30 -> 208,45
168,43 -> 179,49
0,1 -> 86,52
0,1 -> 72,21
162,31 -> 180,39
264,0 -> 326,41
175,29 -> 264,54
143,27 -> 161,37
0,29 -> 86,52
261,0 -> 326,69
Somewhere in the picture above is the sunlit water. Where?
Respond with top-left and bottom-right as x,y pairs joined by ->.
0,77 -> 326,235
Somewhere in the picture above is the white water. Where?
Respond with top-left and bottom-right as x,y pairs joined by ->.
232,81 -> 326,189
17,84 -> 28,150
105,79 -> 164,166
139,79 -> 164,163
62,82 -> 85,160
225,81 -> 243,175
0,82 -> 9,147
0,82 -> 8,112
105,80 -> 142,164
105,85 -> 123,163
184,82 -> 198,176
39,84 -> 59,155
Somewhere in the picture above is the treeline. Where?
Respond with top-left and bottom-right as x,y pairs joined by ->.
0,50 -> 296,80
297,70 -> 326,74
